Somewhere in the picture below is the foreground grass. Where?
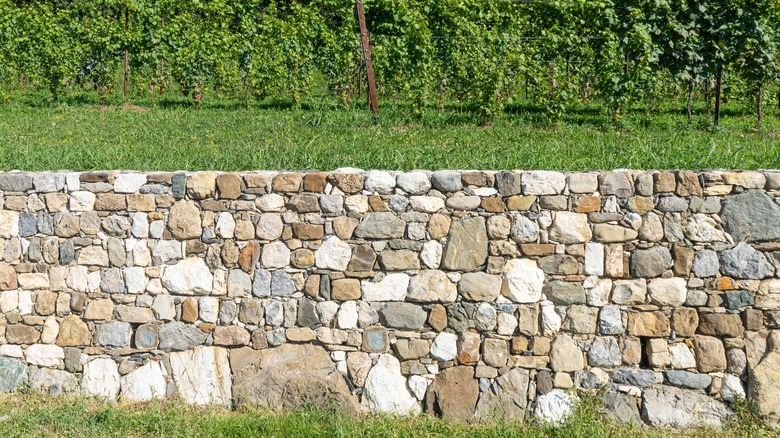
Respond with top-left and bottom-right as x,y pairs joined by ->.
0,393 -> 771,438
0,91 -> 779,172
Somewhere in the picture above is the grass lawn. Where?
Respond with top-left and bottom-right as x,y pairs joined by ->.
0,91 -> 778,172
0,393 -> 771,438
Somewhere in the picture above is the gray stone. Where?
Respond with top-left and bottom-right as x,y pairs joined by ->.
474,367 -> 530,422
538,254 -> 579,275
611,368 -> 663,387
630,245 -> 672,278
544,281 -> 586,305
721,190 -> 780,242
441,217 -> 488,271
510,215 -> 539,243
720,242 -> 774,279
135,324 -> 159,349
458,272 -> 502,302
94,322 -> 132,347
171,173 -> 187,199
270,270 -> 295,297
665,370 -> 712,389
101,215 -> 131,237
396,172 -> 431,195
657,196 -> 688,212
599,305 -> 624,335
0,357 -> 27,392
354,212 -> 406,239
599,172 -> 633,198
253,269 -> 271,297
689,196 -> 721,214
376,302 -> 427,330
431,171 -> 462,192
100,268 -> 126,293
588,337 -> 621,367
600,388 -> 643,426
724,290 -> 755,309
447,302 -> 476,333
0,173 -> 33,192
297,298 -> 319,327
19,212 -> 37,237
30,368 -> 78,395
158,321 -> 208,351
641,385 -> 730,428
692,250 -> 719,277
219,301 -> 237,325
495,171 -> 522,196
319,195 -> 344,213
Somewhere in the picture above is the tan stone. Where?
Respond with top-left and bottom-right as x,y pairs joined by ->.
84,299 -> 114,321
428,304 -> 447,332
654,172 -> 676,193
303,173 -> 328,192
331,279 -> 361,301
520,244 -> 555,256
480,197 -> 505,213
575,195 -> 601,213
621,336 -> 642,365
395,338 -> 430,360
328,173 -> 364,194
168,200 -> 201,240
292,223 -> 324,240
187,172 -> 216,199
127,194 -> 156,212
697,314 -> 744,338
427,214 -> 451,240
290,249 -> 315,269
182,298 -> 199,323
286,327 -> 316,342
0,264 -> 17,290
44,193 -> 69,212
695,335 -> 727,373
672,308 -> 699,338
304,275 -> 320,298
213,326 -> 250,346
6,324 -> 40,344
673,246 -> 695,276
56,315 -> 92,346
593,224 -> 638,243
55,213 -> 80,237
272,173 -> 301,193
627,196 -> 655,214
333,217 -> 358,240
605,244 -> 626,277
216,173 -> 242,199
35,291 -> 57,316
506,195 -> 536,211
627,311 -> 670,337
550,334 -> 584,372
94,194 -> 126,211
646,338 -> 671,368
676,170 -> 703,196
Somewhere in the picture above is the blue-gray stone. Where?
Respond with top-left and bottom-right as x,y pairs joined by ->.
719,242 -> 774,279
27,238 -> 42,263
219,301 -> 237,325
201,227 -> 220,244
19,212 -> 37,237
270,270 -> 294,297
0,357 -> 27,392
588,337 -> 622,367
266,328 -> 286,346
319,275 -> 331,300
377,302 -> 427,330
544,281 -> 586,305
665,370 -> 712,389
94,321 -> 132,347
158,321 -> 208,351
60,240 -> 75,265
724,290 -> 755,309
363,326 -> 388,352
297,298 -> 319,327
172,173 -> 187,199
252,269 -> 271,297
692,250 -> 719,277
656,196 -> 688,212
721,190 -> 780,242
0,173 -> 33,192
495,171 -> 522,196
612,368 -> 663,387
135,323 -> 159,349
36,212 -> 54,235
431,171 -> 463,192
630,245 -> 672,278
689,197 -> 721,214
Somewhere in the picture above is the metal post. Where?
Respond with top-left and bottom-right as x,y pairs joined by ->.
356,0 -> 378,113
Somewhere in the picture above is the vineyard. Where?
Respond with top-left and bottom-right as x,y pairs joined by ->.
0,0 -> 779,125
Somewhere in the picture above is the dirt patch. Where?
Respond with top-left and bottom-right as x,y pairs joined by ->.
86,103 -> 150,113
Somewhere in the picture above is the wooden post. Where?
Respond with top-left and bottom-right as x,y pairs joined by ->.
356,0 -> 378,113
124,7 -> 130,102
714,66 -> 722,126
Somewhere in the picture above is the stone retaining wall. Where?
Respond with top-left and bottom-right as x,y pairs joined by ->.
0,169 -> 779,427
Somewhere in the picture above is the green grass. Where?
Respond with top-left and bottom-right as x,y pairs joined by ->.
0,393 -> 771,438
0,90 -> 779,171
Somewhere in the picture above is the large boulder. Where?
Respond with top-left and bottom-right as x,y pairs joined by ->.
721,190 -> 780,242
474,368 -> 530,422
641,385 -> 730,427
169,347 -> 232,407
749,331 -> 780,427
424,366 -> 479,422
233,344 -> 359,414
362,354 -> 420,415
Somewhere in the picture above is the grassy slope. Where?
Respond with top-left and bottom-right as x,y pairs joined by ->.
0,393 -> 770,438
0,91 -> 778,172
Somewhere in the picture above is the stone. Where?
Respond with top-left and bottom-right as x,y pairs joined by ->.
474,368 -> 530,422
395,339 -> 430,360
94,321 -> 132,347
593,224 -> 638,243
167,201 -> 201,240
378,250 -> 420,270
135,324 -> 159,349
214,326 -> 250,346
261,241 -> 290,269
159,321 -> 209,351
545,281 -> 586,305
612,368 -> 663,387
641,385 -> 730,428
548,212 -> 591,244
720,243 -> 774,279
692,250 -> 719,277
170,347 -> 232,407
364,353 -> 420,415
534,390 -> 579,425
672,308 -> 699,338
270,270 -> 295,297
589,336 -> 622,367
0,357 -> 27,392
721,190 -> 780,242
377,302 -> 427,330
216,173 -> 242,199
441,217 -> 488,271
647,277 -> 687,306
365,171 -> 395,194
627,311 -> 670,337
81,358 -> 121,401
695,335 -> 727,373
724,171 -> 767,189
313,236 -> 351,271
599,305 -> 624,335
749,332 -> 780,426
408,270 -> 457,303
482,338 -> 508,367
256,214 -> 283,240
501,259 -> 545,303
600,172 -> 634,198
612,279 -> 648,305
162,257 -> 213,295
521,171 -> 566,195
684,214 -> 726,242
697,314 -> 744,338
430,332 -> 458,361
431,171 -> 462,192
550,334 -> 584,372
120,362 -> 167,401
510,214 -> 539,243
424,366 -> 479,421
458,272 -> 501,302
630,246 -> 672,278
355,212 -> 406,239
56,315 -> 91,346
186,173 -> 216,199
721,374 -> 745,402
361,326 -> 387,352
495,171 -> 522,196
114,173 -> 147,193
362,273 -> 409,301
396,172 -> 431,195
429,304 -> 448,332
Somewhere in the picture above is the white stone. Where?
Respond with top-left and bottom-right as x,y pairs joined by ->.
256,214 -> 283,240
362,354 -> 421,415
258,194 -> 285,212
33,173 -> 65,192
0,211 -> 19,238
684,214 -> 726,242
541,302 -> 562,335
79,246 -> 109,267
548,212 -> 592,244
430,332 -> 458,361
497,312 -> 519,336
587,279 -> 612,307
215,213 -> 235,239
345,195 -> 369,213
396,172 -> 431,195
647,278 -> 687,306
365,171 -> 396,194
149,221 -> 164,239
362,273 -> 409,301
114,174 -> 147,193
131,213 -> 149,238
169,347 -> 232,407
420,241 -> 442,269
25,344 -> 64,367
199,297 -> 219,323
407,375 -> 429,400
133,242 -> 152,266
124,267 -> 146,294
18,290 -> 32,315
261,241 -> 290,269
69,191 -> 96,211
720,374 -> 745,402
584,242 -> 604,276
501,259 -> 545,303
65,173 -> 80,191
17,273 -> 48,290
534,389 -> 579,425
162,257 -> 214,295
41,316 -> 59,344
315,236 -> 351,271
409,196 -> 445,213
152,295 -> 175,320
669,343 -> 697,369
87,271 -> 102,292
317,301 -> 340,325
82,358 -> 120,401
0,290 -> 18,313
337,301 -> 358,329
522,171 -> 566,195
0,345 -> 23,358
66,266 -> 88,292
120,361 -> 167,402
611,279 -> 647,305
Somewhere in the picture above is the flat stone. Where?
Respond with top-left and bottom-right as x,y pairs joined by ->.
522,171 -> 566,195
396,172 -> 430,195
720,243 -> 774,279
458,272 -> 501,302
364,354 -> 420,415
721,190 -> 780,242
430,332 -> 458,361
170,346 -> 231,407
548,212 -> 591,244
474,368 -> 530,422
162,257 -> 214,295
362,273 -> 409,301
186,173 -> 216,199
81,358 -> 120,401
630,246 -> 672,278
641,385 -> 730,428
376,302 -> 427,330
159,321 -> 209,351
697,314 -> 744,338
167,201 -> 201,239
424,366 -> 479,421
441,217 -> 488,271
431,171 -> 462,192
545,281 -> 586,305
612,368 -> 663,387
695,335 -> 727,373
364,171 -> 395,194
510,214 -> 539,243
56,315 -> 91,346
408,270 -> 457,303
0,357 -> 27,392
647,277 -> 687,306
593,224 -> 638,243
502,259 -> 544,303
599,172 -> 633,198
666,370 -> 712,389
120,362 -> 166,401
550,334 -> 584,372
94,321 -> 132,347
692,250 -> 719,277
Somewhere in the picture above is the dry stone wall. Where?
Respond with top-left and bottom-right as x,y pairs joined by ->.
0,168 -> 779,427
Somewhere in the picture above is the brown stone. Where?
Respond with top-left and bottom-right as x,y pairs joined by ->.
213,326 -> 250,346
304,275 -> 320,298
673,246 -> 695,276
676,170 -> 703,197
331,279 -> 361,301
303,173 -> 328,192
717,277 -> 736,291
55,213 -> 80,238
0,264 -> 17,290
517,305 -> 539,336
287,195 -> 320,213
743,309 -> 764,331
333,217 -> 358,240
291,249 -> 315,269
239,242 -> 261,273
367,195 -> 389,212
94,194 -> 126,211
627,197 -> 655,214
424,366 -> 480,422
654,172 -> 676,193
216,173 -> 242,199
272,173 -> 301,193
429,304 -> 448,332
328,173 -> 364,194
84,299 -> 114,321
574,196 -> 601,213
6,324 -> 40,344
127,194 -> 156,212
506,195 -> 536,211
35,291 -> 57,316
457,331 -> 481,364
697,313 -> 745,338
672,307 -> 699,338
168,200 -> 202,240
694,335 -> 727,372
56,315 -> 92,346
395,338 -> 430,360
244,174 -> 270,190
427,214 -> 451,240
292,223 -> 324,240
519,244 -> 556,256
481,197 -> 505,213
511,336 -> 529,354
627,311 -> 670,337
620,336 -> 642,365
221,240 -> 240,268
182,298 -> 199,323
44,193 -> 69,212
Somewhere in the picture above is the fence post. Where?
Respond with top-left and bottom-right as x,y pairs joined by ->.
356,0 -> 378,113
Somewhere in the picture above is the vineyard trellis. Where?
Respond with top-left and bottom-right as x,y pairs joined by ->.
0,0 -> 777,124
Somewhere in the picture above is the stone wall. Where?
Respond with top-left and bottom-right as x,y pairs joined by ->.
0,168 -> 779,427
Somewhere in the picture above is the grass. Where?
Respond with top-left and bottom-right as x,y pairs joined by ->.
0,89 -> 779,172
0,392 -> 772,438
